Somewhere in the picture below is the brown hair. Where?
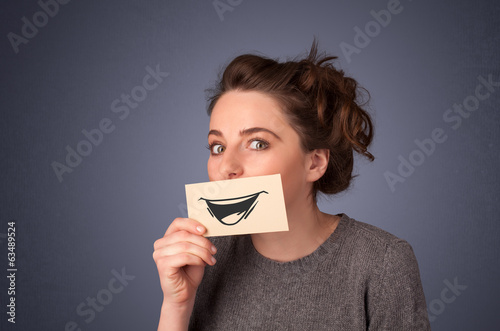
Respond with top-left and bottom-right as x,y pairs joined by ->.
207,41 -> 374,198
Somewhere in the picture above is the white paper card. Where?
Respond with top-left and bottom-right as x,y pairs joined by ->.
185,174 -> 289,237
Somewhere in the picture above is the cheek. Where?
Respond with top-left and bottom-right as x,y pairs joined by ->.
268,153 -> 308,203
207,157 -> 219,181
241,153 -> 282,176
280,166 -> 306,203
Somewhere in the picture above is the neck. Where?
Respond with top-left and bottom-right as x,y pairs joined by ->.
250,197 -> 339,262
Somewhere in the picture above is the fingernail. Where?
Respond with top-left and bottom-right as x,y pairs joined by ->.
196,226 -> 204,233
211,257 -> 216,264
211,246 -> 217,254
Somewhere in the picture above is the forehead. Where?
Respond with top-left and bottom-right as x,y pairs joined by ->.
209,91 -> 289,133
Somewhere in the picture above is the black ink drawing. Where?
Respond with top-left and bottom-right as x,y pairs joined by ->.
199,191 -> 268,226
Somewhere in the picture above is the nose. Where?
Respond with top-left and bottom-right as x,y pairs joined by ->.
219,149 -> 243,180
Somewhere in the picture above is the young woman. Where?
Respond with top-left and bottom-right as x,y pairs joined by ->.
153,43 -> 431,330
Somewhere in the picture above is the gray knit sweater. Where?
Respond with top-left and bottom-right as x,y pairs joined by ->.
189,214 -> 431,330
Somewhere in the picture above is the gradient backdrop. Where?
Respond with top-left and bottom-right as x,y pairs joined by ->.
1,0 -> 499,330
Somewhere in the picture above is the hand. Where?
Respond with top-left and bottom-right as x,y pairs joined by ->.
153,218 -> 217,307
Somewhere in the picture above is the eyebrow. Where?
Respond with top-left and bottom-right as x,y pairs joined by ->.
208,127 -> 282,140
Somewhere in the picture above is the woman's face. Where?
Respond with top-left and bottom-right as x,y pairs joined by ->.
207,90 -> 315,207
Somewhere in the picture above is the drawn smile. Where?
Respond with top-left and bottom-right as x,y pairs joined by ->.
199,191 -> 268,226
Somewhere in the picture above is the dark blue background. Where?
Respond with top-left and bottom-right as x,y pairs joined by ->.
1,0 -> 499,330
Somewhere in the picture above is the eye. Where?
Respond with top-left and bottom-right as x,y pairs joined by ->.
249,139 -> 269,150
209,144 -> 225,155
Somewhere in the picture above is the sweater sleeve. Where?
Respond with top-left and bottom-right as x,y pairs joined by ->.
367,240 -> 431,330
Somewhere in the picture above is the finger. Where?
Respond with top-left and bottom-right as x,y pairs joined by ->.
164,218 -> 206,237
154,232 -> 217,266
156,252 -> 213,272
162,229 -> 215,250
153,241 -> 216,266
154,229 -> 216,254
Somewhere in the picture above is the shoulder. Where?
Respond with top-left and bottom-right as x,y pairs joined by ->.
337,216 -> 431,329
339,214 -> 414,251
340,214 -> 406,245
334,214 -> 419,273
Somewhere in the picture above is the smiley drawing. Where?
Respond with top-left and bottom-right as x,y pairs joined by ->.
199,191 -> 268,226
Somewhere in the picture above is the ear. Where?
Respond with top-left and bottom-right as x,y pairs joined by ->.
305,149 -> 329,183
